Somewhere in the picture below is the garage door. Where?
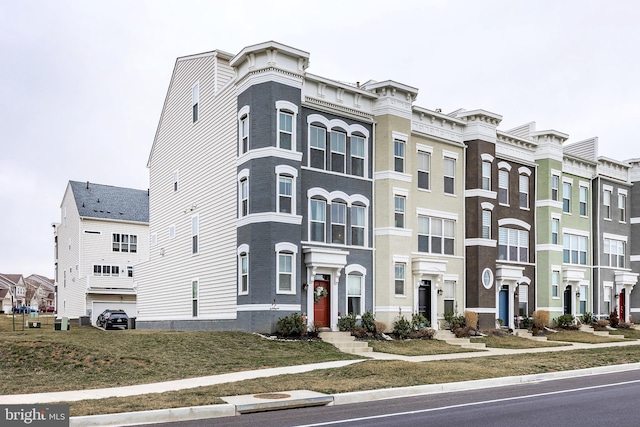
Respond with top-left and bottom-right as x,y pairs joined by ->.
91,301 -> 137,326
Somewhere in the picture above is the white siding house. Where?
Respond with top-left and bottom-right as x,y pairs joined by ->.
135,50 -> 239,328
54,181 -> 149,323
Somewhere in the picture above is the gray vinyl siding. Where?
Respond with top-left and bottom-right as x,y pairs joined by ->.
137,54 -> 238,323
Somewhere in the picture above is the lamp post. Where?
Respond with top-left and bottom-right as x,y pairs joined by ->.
11,285 -> 15,332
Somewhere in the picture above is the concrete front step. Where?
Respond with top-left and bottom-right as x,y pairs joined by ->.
319,331 -> 373,354
516,330 -> 548,341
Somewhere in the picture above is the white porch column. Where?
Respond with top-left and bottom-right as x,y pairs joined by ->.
331,270 -> 341,331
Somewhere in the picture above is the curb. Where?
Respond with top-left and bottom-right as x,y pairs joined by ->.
70,362 -> 640,427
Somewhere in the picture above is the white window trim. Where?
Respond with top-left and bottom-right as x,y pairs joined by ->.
416,143 -> 434,154
497,161 -> 511,171
276,100 -> 298,150
276,165 -> 297,215
191,214 -> 199,255
481,153 -> 495,162
238,244 -> 249,296
173,170 -> 179,192
192,82 -> 199,123
346,264 -> 367,316
238,169 -> 250,218
275,242 -> 297,295
518,166 -> 532,176
191,278 -> 199,317
238,105 -> 250,154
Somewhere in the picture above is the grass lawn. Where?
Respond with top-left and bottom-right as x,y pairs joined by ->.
545,330 -> 626,344
608,328 -> 640,339
0,316 -> 361,395
66,345 -> 640,416
475,334 -> 571,349
5,315 -> 640,418
366,339 -> 480,356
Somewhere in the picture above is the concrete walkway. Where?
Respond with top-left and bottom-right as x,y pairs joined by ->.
3,338 -> 640,404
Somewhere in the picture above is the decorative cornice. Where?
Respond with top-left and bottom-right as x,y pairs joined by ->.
303,96 -> 374,121
563,155 -> 596,180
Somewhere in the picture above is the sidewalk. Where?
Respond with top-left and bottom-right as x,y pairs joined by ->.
3,338 -> 640,405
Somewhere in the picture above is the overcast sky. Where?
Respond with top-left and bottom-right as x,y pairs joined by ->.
1,0 -> 639,278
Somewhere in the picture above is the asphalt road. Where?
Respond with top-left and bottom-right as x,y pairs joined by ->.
141,369 -> 640,427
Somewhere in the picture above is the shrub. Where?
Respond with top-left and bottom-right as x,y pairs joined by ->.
532,310 -> 549,329
618,322 -> 631,329
408,327 -> 435,339
555,314 -> 575,329
392,315 -> 412,339
360,311 -> 376,333
580,312 -> 594,325
276,312 -> 305,337
337,313 -> 357,332
594,319 -> 610,330
465,310 -> 479,330
454,326 -> 474,338
444,312 -> 465,330
411,313 -> 430,330
375,321 -> 387,334
609,310 -> 620,328
521,317 -> 533,329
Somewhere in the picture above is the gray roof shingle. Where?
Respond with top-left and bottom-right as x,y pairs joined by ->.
70,181 -> 149,223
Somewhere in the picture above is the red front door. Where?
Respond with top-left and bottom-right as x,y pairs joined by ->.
314,280 -> 330,328
620,290 -> 626,322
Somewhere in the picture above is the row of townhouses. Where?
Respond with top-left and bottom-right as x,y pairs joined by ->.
0,273 -> 55,313
53,41 -> 640,332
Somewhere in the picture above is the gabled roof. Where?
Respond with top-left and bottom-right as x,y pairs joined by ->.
25,274 -> 55,291
69,181 -> 149,223
0,274 -> 24,286
0,288 -> 9,298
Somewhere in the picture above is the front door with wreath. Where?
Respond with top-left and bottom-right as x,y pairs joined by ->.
313,280 -> 330,328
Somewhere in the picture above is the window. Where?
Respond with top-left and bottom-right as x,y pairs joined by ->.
443,157 -> 455,195
518,284 -> 528,316
173,170 -> 179,192
310,126 -> 326,169
192,280 -> 198,317
551,218 -> 559,245
552,271 -> 559,298
239,253 -> 248,294
619,193 -> 626,222
394,139 -> 405,173
551,174 -> 559,201
310,199 -> 326,242
347,275 -> 363,315
93,265 -> 119,276
351,205 -> 365,246
278,176 -> 292,213
498,228 -> 528,262
330,131 -> 346,173
482,210 -> 491,239
240,115 -> 249,154
169,225 -> 176,239
443,281 -> 455,314
113,234 -> 137,253
394,263 -> 405,295
278,252 -> 293,293
482,269 -> 493,289
192,83 -> 199,122
579,186 -> 588,216
604,239 -> 625,268
418,151 -> 431,190
579,285 -> 587,314
519,175 -> 529,208
331,202 -> 346,244
498,170 -> 509,205
418,216 -> 455,255
240,178 -> 249,217
563,182 -> 571,213
603,189 -> 612,219
604,286 -> 612,314
482,161 -> 491,190
394,196 -> 405,228
351,136 -> 365,177
127,266 -> 133,278
563,234 -> 587,265
279,111 -> 293,149
191,215 -> 199,254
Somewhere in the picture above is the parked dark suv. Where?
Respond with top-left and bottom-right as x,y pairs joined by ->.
96,309 -> 129,329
